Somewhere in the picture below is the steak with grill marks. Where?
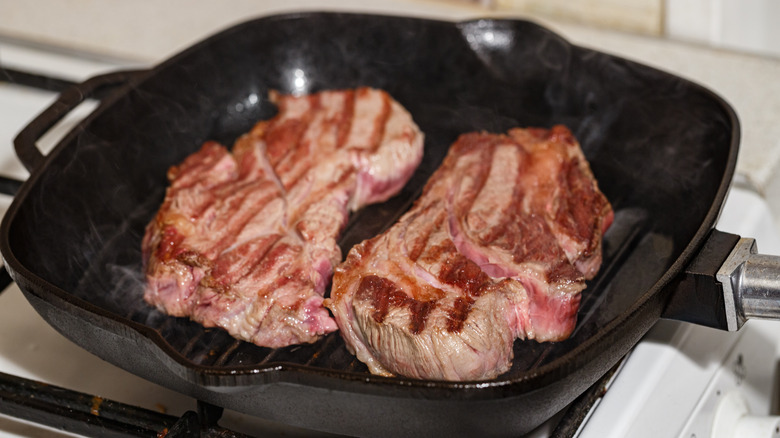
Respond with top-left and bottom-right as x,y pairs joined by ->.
325,125 -> 613,381
142,88 -> 424,348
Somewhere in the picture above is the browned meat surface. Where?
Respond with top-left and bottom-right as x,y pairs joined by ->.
326,125 -> 613,380
142,88 -> 424,348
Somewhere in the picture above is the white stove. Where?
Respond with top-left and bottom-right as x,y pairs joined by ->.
576,186 -> 780,438
2,40 -> 780,438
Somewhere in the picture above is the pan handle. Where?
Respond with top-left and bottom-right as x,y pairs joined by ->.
664,228 -> 780,331
13,69 -> 147,174
717,237 -> 780,331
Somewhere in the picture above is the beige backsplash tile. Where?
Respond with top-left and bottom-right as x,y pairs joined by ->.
492,0 -> 663,35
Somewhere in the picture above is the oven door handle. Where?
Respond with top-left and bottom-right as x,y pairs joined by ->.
13,69 -> 148,174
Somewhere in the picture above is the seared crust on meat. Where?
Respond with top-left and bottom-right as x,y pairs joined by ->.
326,126 -> 612,380
143,88 -> 424,348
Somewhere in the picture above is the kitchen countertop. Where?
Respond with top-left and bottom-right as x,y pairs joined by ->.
3,0 -> 780,232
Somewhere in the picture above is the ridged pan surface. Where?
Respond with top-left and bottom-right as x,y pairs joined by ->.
0,12 -> 737,436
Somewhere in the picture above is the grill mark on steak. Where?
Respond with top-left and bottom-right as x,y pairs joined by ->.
264,91 -> 316,167
153,226 -> 185,263
208,234 -> 281,291
166,141 -> 234,191
335,90 -> 356,150
464,147 -> 525,247
366,88 -> 391,153
344,88 -> 391,153
438,253 -> 490,297
327,125 -> 612,381
355,248 -> 491,336
446,133 -> 503,229
447,296 -> 473,333
403,202 -> 444,263
143,87 -> 424,348
438,254 -> 491,333
198,183 -> 282,258
356,275 -> 436,334
275,98 -> 322,191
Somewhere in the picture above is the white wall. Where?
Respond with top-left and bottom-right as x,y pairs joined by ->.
666,0 -> 780,58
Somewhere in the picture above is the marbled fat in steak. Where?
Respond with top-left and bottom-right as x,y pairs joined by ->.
326,126 -> 613,381
142,88 -> 424,348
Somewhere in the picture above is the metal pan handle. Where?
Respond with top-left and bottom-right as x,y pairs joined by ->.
13,69 -> 146,174
663,229 -> 780,331
717,237 -> 780,331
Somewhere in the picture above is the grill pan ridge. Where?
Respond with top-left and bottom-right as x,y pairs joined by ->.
0,12 -> 738,437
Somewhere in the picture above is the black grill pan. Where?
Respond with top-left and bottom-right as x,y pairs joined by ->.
1,12 -> 742,437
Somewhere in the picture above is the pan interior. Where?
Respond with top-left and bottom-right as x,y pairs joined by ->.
5,13 -> 735,384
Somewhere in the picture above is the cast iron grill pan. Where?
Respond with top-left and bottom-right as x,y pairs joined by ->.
0,12 -> 737,437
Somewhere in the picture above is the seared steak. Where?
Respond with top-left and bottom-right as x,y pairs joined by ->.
326,126 -> 613,380
142,88 -> 424,348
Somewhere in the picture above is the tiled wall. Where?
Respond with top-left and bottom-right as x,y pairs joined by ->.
494,0 -> 663,36
1,0 -> 778,61
665,0 -> 780,58
488,0 -> 780,58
